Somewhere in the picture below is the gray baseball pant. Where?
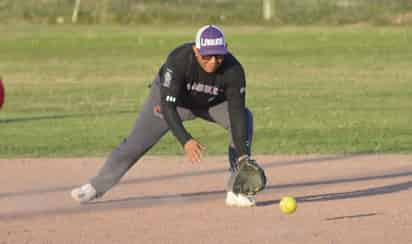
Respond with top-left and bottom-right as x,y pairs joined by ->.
90,77 -> 253,197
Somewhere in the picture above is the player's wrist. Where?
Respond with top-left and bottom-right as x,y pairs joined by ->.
182,137 -> 194,147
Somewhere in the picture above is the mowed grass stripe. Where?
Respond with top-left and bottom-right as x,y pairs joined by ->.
0,25 -> 411,157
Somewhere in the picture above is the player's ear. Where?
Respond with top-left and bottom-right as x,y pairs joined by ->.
192,45 -> 199,55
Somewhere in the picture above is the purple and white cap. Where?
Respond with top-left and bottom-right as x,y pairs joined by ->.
195,25 -> 228,56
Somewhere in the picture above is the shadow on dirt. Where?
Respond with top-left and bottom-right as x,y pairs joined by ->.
91,172 -> 412,210
1,171 -> 411,221
0,154 -> 356,198
0,154 -> 410,201
258,179 -> 412,207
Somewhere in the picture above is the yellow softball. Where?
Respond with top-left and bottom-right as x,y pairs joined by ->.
279,196 -> 297,214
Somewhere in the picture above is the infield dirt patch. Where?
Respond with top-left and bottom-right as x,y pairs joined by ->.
1,154 -> 412,244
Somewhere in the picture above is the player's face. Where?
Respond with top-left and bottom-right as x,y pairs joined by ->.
193,47 -> 224,73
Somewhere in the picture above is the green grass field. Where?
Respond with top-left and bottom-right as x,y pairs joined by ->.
1,24 -> 412,157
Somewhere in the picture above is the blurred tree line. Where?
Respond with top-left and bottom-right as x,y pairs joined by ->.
1,0 -> 412,25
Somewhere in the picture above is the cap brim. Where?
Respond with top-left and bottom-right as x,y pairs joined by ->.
199,46 -> 228,56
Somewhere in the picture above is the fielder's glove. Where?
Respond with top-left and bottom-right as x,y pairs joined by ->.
229,156 -> 267,195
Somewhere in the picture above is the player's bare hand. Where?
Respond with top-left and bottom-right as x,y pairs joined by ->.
184,139 -> 206,164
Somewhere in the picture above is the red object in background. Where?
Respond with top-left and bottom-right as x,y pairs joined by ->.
0,77 -> 4,110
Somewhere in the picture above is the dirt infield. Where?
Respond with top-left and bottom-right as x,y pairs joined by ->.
1,154 -> 412,244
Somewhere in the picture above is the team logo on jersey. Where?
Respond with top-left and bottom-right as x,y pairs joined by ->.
186,82 -> 219,95
163,68 -> 173,88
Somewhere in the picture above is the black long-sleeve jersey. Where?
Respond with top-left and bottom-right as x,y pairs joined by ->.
159,42 -> 248,156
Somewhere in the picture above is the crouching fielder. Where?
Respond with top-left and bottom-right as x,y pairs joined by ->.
71,25 -> 266,207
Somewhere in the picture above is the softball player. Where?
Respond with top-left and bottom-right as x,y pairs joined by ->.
72,25 -> 261,207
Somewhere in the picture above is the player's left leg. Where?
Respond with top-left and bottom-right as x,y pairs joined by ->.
71,76 -> 196,203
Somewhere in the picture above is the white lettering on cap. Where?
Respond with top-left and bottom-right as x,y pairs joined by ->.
200,37 -> 224,47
